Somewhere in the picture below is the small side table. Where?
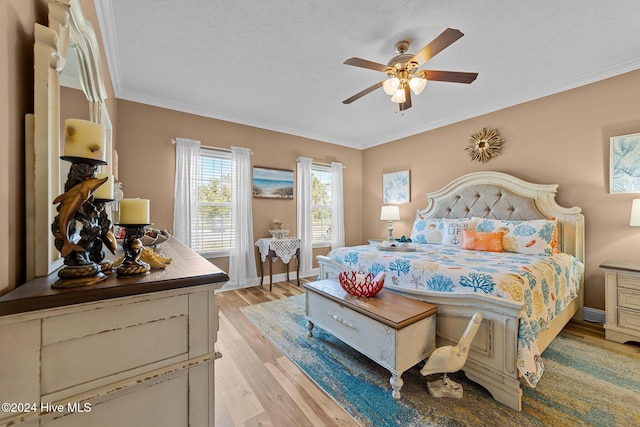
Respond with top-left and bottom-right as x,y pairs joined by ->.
255,238 -> 301,291
600,260 -> 640,344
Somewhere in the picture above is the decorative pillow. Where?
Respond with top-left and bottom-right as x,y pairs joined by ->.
550,217 -> 559,253
410,218 -> 444,244
461,230 -> 504,252
442,218 -> 476,247
472,217 -> 557,256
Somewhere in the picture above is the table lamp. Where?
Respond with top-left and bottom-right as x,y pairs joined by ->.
630,199 -> 640,226
380,205 -> 400,241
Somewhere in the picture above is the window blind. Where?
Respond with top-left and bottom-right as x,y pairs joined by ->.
193,148 -> 233,255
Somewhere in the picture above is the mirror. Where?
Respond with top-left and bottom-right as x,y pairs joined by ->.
26,0 -> 111,279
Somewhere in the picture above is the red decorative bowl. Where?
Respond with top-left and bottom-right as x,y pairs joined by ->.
338,271 -> 384,297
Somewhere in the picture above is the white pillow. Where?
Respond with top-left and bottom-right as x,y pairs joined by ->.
442,218 -> 476,247
410,218 -> 444,244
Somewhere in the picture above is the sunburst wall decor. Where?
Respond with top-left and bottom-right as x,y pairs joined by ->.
466,128 -> 503,163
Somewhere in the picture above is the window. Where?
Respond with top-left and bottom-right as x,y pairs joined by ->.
311,165 -> 332,246
193,148 -> 233,256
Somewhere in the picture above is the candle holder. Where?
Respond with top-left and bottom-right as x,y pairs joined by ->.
52,159 -> 109,288
116,224 -> 151,276
90,198 -> 118,274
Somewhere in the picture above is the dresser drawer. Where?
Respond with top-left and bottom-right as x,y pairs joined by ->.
618,273 -> 640,291
617,287 -> 640,311
618,308 -> 640,332
41,295 -> 190,396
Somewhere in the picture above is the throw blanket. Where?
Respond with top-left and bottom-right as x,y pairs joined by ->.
327,244 -> 585,387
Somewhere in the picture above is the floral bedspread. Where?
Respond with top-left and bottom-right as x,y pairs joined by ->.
327,244 -> 584,387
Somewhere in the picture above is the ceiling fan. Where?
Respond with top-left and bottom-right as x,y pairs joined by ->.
342,28 -> 478,111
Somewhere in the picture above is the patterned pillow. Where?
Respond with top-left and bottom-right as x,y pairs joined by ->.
442,218 -> 476,247
472,217 -> 557,256
410,218 -> 444,244
461,230 -> 504,252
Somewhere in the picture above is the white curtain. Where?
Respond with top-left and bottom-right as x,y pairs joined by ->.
296,157 -> 313,273
330,162 -> 345,249
228,147 -> 258,288
173,138 -> 201,247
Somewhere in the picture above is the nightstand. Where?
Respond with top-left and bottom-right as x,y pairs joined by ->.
368,238 -> 385,245
600,260 -> 640,343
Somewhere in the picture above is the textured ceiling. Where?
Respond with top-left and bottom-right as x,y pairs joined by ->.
94,0 -> 640,150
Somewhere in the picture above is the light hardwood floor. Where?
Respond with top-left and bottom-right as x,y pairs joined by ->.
215,279 -> 359,427
214,279 -> 639,426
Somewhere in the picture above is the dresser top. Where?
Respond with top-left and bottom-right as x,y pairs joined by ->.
0,238 -> 229,316
599,260 -> 640,273
304,279 -> 437,329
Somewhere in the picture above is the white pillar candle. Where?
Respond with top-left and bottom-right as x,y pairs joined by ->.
119,198 -> 150,224
93,173 -> 114,200
64,119 -> 106,163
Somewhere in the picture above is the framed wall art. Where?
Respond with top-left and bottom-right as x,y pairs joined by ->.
610,132 -> 640,194
383,170 -> 410,203
253,166 -> 294,199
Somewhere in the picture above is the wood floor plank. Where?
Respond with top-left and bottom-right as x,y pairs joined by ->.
265,359 -> 332,427
215,280 -> 357,427
274,355 -> 360,426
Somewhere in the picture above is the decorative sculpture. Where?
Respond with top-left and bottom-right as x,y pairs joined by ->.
466,128 -> 503,163
420,312 -> 483,398
116,225 -> 150,276
51,161 -> 112,287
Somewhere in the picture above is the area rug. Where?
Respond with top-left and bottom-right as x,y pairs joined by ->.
241,294 -> 640,427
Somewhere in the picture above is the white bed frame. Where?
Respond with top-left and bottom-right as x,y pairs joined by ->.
317,171 -> 584,411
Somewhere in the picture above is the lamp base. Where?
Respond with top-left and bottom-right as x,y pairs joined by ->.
386,220 -> 394,241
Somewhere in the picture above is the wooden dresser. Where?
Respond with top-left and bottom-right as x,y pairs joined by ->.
600,260 -> 640,344
0,238 -> 228,427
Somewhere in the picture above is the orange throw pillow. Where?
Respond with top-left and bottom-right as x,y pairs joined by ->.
462,230 -> 504,252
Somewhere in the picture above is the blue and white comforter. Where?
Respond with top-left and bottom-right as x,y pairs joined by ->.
327,243 -> 584,387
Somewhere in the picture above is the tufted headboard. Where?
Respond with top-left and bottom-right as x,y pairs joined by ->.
417,171 -> 585,263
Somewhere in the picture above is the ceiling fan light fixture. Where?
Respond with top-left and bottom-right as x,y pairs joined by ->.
382,77 -> 400,95
390,88 -> 406,103
409,77 -> 427,95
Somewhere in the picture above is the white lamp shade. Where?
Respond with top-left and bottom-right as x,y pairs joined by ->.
380,205 -> 400,221
630,199 -> 640,226
409,77 -> 427,95
383,77 -> 400,95
390,88 -> 406,103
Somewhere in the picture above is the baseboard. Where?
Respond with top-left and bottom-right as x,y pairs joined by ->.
582,307 -> 606,324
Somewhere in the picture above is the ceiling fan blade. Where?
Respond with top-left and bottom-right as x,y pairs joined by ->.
343,81 -> 384,104
343,57 -> 389,73
419,70 -> 478,84
409,28 -> 464,66
399,85 -> 411,111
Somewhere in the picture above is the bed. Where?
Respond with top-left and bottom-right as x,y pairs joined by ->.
317,171 -> 585,411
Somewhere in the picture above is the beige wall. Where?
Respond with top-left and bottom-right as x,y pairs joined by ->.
363,69 -> 640,310
115,101 -> 363,275
0,0 -> 47,293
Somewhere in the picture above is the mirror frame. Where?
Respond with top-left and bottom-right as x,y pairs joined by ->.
26,0 -> 109,279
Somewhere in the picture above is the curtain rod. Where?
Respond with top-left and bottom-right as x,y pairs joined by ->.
171,139 -> 252,154
297,158 -> 346,169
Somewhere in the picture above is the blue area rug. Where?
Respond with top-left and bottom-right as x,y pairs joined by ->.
242,294 -> 640,427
